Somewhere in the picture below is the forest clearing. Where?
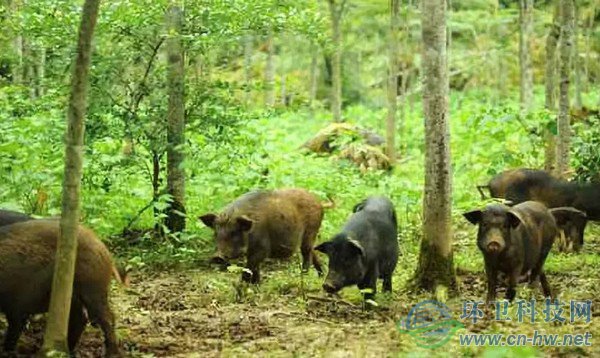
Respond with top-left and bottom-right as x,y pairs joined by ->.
0,0 -> 599,357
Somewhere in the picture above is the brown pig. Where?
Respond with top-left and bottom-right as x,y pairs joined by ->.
0,220 -> 123,356
199,188 -> 324,283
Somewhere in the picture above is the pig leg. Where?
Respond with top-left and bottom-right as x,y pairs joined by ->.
539,271 -> 553,299
358,266 -> 378,300
505,271 -> 519,302
244,247 -> 267,284
68,298 -> 89,353
3,313 -> 27,352
484,265 -> 498,305
382,275 -> 392,292
81,291 -> 120,357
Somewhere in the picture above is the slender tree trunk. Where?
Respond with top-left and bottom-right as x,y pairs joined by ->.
42,0 -> 101,354
584,4 -> 596,92
38,45 -> 46,96
519,0 -> 534,111
9,0 -> 23,85
386,0 -> 400,164
544,4 -> 560,173
327,0 -> 346,122
573,3 -> 582,110
165,1 -> 186,234
243,33 -> 253,105
264,27 -> 275,107
415,0 -> 456,293
309,43 -> 319,111
556,0 -> 574,179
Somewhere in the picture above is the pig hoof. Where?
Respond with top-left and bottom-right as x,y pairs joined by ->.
505,288 -> 516,301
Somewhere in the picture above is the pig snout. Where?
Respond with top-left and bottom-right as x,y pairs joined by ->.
323,282 -> 339,293
210,255 -> 230,267
486,242 -> 501,253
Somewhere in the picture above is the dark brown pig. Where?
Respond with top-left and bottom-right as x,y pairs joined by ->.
477,168 -> 555,200
0,220 -> 123,356
0,209 -> 33,227
479,168 -> 599,250
463,201 -> 557,304
199,188 -> 324,283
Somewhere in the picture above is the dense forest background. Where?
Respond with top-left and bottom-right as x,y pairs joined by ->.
0,0 -> 599,355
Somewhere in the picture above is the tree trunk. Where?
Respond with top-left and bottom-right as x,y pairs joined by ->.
309,43 -> 319,111
556,0 -> 574,180
386,0 -> 400,164
327,0 -> 345,122
584,4 -> 596,92
572,3 -> 582,110
544,4 -> 560,173
415,0 -> 456,293
264,27 -> 275,107
37,45 -> 46,96
9,0 -> 23,85
42,0 -> 101,354
165,1 -> 186,234
243,33 -> 253,105
519,0 -> 534,111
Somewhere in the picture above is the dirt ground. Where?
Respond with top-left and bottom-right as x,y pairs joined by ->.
3,229 -> 600,357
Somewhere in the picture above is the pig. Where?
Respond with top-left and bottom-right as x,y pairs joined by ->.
549,207 -> 588,252
0,220 -> 123,356
314,196 -> 398,300
199,188 -> 324,283
0,209 -> 33,227
463,201 -> 557,304
477,168 -> 555,200
480,168 -> 598,250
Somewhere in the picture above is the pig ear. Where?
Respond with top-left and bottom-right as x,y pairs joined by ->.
507,211 -> 523,228
236,216 -> 254,232
463,210 -> 482,225
352,200 -> 366,213
314,241 -> 332,255
199,213 -> 217,228
549,207 -> 587,225
347,238 -> 365,257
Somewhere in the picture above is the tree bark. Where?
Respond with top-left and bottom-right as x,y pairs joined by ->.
309,43 -> 319,111
386,0 -> 400,164
556,0 -> 574,179
544,3 -> 560,173
327,0 -> 346,122
519,0 -> 534,111
572,3 -> 582,110
243,33 -> 253,105
165,1 -> 186,234
415,0 -> 456,293
584,3 -> 596,92
264,27 -> 275,107
42,0 -> 100,354
9,0 -> 23,85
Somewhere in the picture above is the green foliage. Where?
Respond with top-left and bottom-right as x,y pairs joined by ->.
572,116 -> 600,182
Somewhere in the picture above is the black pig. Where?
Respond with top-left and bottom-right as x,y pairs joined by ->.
0,209 -> 33,227
463,201 -> 557,304
315,196 -> 398,300
549,207 -> 587,252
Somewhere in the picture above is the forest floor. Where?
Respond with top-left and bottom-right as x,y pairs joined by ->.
5,225 -> 600,357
